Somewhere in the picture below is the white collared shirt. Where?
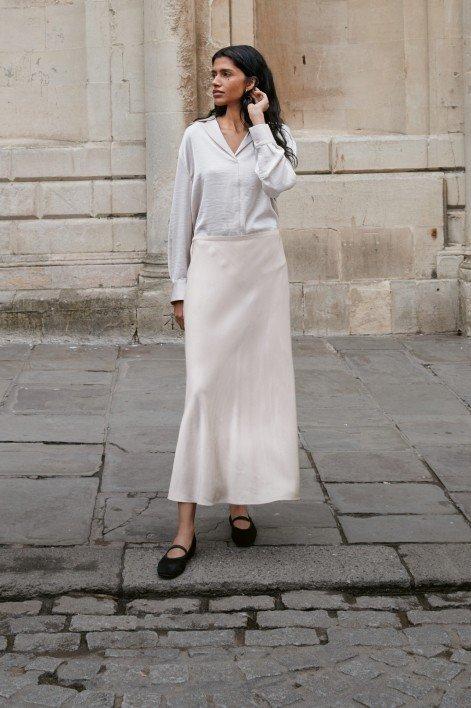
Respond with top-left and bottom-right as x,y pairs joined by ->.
167,115 -> 297,303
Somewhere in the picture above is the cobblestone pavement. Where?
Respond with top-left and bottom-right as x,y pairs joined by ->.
1,590 -> 471,706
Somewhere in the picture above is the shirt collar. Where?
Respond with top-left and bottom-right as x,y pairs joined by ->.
200,116 -> 252,159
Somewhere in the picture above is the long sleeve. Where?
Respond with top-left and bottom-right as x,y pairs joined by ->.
248,122 -> 297,198
167,138 -> 194,304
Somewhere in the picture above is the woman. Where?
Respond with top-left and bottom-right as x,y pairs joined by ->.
158,44 -> 300,579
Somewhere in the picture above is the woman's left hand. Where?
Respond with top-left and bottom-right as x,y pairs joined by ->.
247,87 -> 269,123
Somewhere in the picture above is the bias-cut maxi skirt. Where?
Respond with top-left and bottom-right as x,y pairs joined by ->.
167,227 -> 300,506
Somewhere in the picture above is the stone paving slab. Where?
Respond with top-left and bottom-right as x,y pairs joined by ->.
102,497 -> 340,545
16,368 -> 114,386
123,544 -> 410,595
327,335 -> 408,350
120,342 -> 186,360
393,415 -> 471,446
0,414 -> 107,443
429,363 -> 471,405
397,544 -> 471,586
325,482 -> 458,514
295,367 -> 367,397
0,343 -> 31,360
27,344 -> 118,371
107,424 -> 179,453
0,381 -> 10,400
416,445 -> 471,491
116,360 -> 186,392
300,423 -> 410,452
340,514 -> 471,543
0,361 -> 27,380
297,397 -> 392,427
6,384 -> 110,415
359,381 -> 469,418
0,478 -> 99,545
0,335 -> 471,604
450,492 -> 471,523
313,450 -> 432,482
342,350 -> 432,382
101,448 -> 174,492
0,546 -> 123,598
401,335 -> 471,363
0,443 -> 103,477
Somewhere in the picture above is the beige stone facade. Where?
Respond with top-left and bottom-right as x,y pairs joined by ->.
1,0 -> 470,340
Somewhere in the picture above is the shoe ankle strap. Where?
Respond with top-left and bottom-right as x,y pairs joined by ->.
166,543 -> 189,554
230,514 -> 251,523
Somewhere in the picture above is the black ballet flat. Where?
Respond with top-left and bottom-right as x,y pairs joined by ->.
157,534 -> 196,579
229,514 -> 257,547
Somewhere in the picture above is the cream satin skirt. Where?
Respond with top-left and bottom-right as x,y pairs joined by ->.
167,227 -> 300,506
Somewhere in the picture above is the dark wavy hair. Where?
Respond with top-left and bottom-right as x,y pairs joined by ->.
194,44 -> 297,169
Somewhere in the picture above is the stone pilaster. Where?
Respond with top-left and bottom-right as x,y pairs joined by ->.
458,0 -> 471,334
139,0 -> 197,292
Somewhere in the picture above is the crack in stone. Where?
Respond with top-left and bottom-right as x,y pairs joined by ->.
102,494 -> 159,536
197,519 -> 228,537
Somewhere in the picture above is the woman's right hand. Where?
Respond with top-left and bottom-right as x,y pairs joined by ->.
173,300 -> 184,330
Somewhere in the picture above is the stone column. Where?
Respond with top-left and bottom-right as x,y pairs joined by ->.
139,0 -> 197,294
459,0 -> 471,334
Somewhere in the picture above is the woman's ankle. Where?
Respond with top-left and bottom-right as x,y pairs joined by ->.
175,524 -> 195,538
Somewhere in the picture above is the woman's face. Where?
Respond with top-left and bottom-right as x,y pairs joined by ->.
211,57 -> 254,105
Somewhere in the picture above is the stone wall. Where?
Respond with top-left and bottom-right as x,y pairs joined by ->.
0,0 -> 146,341
0,0 -> 469,340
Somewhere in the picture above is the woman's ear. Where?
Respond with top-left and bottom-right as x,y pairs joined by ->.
246,76 -> 257,92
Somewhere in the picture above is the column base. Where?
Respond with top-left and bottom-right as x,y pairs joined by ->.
138,253 -> 182,341
458,254 -> 471,336
139,253 -> 169,291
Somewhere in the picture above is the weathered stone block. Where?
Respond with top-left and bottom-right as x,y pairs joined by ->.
332,135 -> 427,173
257,609 -> 336,628
126,598 -> 200,615
447,209 -> 465,245
304,282 -> 349,335
11,219 -> 113,255
0,183 -> 36,218
112,218 -> 146,252
39,181 -> 92,218
444,172 -> 465,207
340,227 -> 414,280
13,632 -> 81,653
428,134 -> 464,169
0,600 -> 42,618
292,135 -> 330,173
209,595 -> 275,612
287,281 -> 302,333
416,279 -> 459,333
245,627 -> 320,646
284,228 -> 340,281
86,630 -> 158,651
436,249 -> 464,278
111,143 -> 146,176
349,281 -> 392,334
53,595 -> 117,616
111,179 -> 146,215
283,174 -> 444,231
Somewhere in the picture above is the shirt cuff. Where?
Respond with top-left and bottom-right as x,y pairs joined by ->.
170,277 -> 187,304
248,122 -> 277,146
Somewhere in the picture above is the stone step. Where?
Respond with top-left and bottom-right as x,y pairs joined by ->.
1,543 -> 471,600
